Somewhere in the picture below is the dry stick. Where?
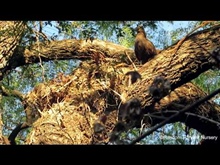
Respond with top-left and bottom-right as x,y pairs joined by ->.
129,88 -> 220,145
185,112 -> 220,126
33,21 -> 46,82
124,51 -> 137,71
149,110 -> 220,126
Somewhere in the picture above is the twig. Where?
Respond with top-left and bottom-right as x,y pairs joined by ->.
0,85 -> 24,100
144,113 -> 167,120
124,50 -> 137,71
96,79 -> 122,99
129,88 -> 220,145
33,21 -> 46,82
150,110 -> 220,126
185,112 -> 220,126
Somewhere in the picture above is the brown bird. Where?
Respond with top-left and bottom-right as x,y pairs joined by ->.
134,26 -> 157,64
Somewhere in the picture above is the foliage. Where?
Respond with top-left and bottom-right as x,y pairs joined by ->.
193,70 -> 220,93
118,26 -> 135,48
169,21 -> 198,45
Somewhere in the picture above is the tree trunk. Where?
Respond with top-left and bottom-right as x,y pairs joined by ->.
0,21 -> 26,144
0,21 -> 26,80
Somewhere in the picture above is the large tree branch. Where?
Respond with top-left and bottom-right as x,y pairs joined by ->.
23,39 -> 134,64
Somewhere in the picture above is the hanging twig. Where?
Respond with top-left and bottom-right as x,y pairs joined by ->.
148,110 -> 220,126
33,21 -> 46,82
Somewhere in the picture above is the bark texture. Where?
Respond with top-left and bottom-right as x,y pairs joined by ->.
0,21 -> 26,80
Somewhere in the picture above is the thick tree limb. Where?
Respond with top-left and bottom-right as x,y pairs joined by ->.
23,39 -> 134,64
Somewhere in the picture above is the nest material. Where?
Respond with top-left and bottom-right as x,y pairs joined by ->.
25,102 -> 96,144
24,58 -> 135,144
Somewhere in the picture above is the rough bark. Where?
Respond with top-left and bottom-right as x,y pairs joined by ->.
0,21 -> 26,80
2,23 -> 220,145
23,39 -> 135,64
0,21 -> 26,144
